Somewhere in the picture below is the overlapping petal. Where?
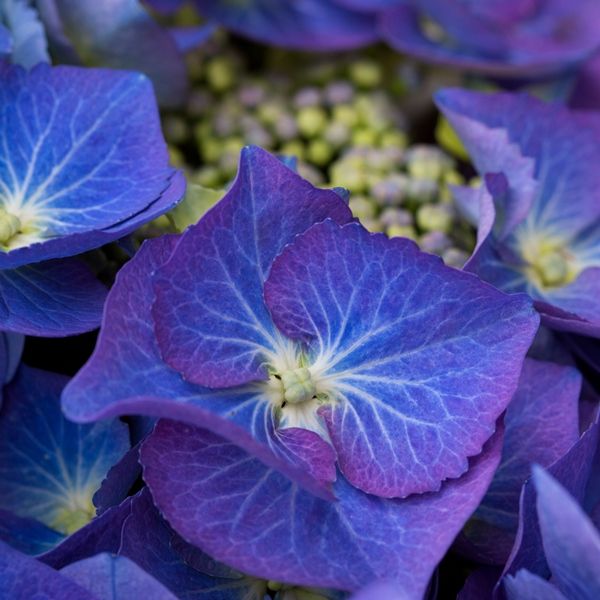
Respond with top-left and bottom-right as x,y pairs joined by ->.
37,0 -> 188,107
193,0 -> 378,50
152,146 -> 352,388
60,553 -> 178,600
265,219 -> 538,497
63,234 -> 337,500
141,419 -> 504,595
0,366 -> 129,537
0,62 -> 183,268
0,259 -> 107,336
436,88 -> 600,337
380,0 -> 600,78
458,359 -> 581,563
502,419 -> 599,584
533,466 -> 600,600
0,539 -> 94,599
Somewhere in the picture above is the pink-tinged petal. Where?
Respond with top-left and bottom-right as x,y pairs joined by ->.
152,146 -> 352,388
265,220 -> 537,497
63,235 -> 336,501
140,419 -> 504,595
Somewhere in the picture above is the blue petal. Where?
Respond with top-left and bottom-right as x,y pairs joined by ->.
140,420 -> 504,595
533,466 -> 600,600
463,359 -> 580,562
0,24 -> 11,55
119,487 -> 268,599
0,258 -> 106,336
1,0 -> 50,68
0,539 -> 94,599
194,0 -> 378,50
264,220 -> 538,497
152,146 -> 351,388
41,0 -> 188,108
63,235 -> 336,500
60,553 -> 178,600
0,509 -> 64,555
0,62 -> 183,269
504,570 -> 567,600
0,366 -> 129,535
40,494 -> 135,568
503,420 -> 600,583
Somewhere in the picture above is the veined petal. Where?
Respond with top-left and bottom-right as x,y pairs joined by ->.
140,420 -> 503,595
60,553 -> 178,600
152,146 -> 351,389
0,258 -> 106,336
63,235 -> 336,500
533,466 -> 600,600
0,366 -> 130,537
265,220 -> 537,497
0,539 -> 94,599
0,62 -> 183,268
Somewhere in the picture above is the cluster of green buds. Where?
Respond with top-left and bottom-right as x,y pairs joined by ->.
159,31 -> 475,266
334,144 -> 476,267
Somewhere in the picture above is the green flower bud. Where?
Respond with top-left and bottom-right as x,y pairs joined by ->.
349,196 -> 377,220
297,106 -> 328,138
206,56 -> 236,92
280,141 -> 306,161
333,104 -> 359,128
307,139 -> 334,167
416,204 -> 454,233
387,224 -> 417,240
442,247 -> 469,268
349,59 -> 383,89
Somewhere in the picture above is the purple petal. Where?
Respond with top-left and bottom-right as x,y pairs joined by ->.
62,235 -> 336,500
0,62 -> 183,269
0,24 -> 11,56
504,570 -> 567,600
571,54 -> 600,110
264,220 -> 538,497
463,359 -> 580,561
40,494 -> 135,569
120,487 -> 266,599
40,0 -> 188,108
0,366 -> 129,535
537,268 -> 600,336
533,466 -> 600,600
0,509 -> 64,555
0,258 -> 106,336
502,420 -> 600,584
140,419 -> 504,595
436,88 -> 600,336
152,146 -> 351,388
380,1 -> 600,78
0,539 -> 94,599
193,0 -> 378,50
60,553 -> 178,600
93,444 -> 142,515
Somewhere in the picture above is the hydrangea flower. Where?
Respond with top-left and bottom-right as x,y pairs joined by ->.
193,0 -> 378,50
378,0 -> 600,79
0,366 -> 130,552
436,88 -> 600,338
63,146 -> 538,592
0,61 -> 184,336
